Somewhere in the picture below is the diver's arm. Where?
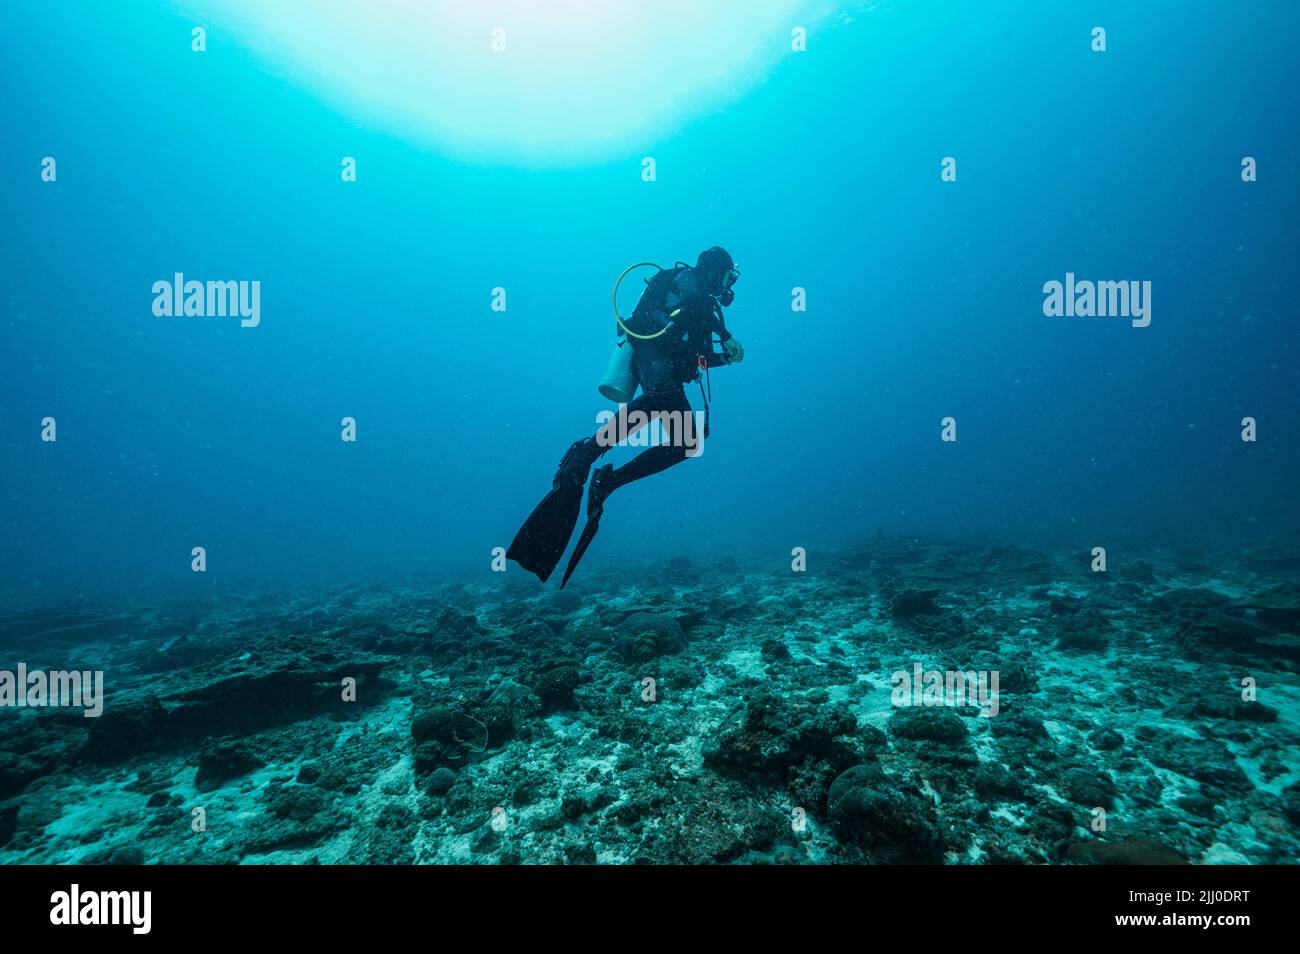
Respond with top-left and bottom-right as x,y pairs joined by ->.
701,337 -> 744,366
701,349 -> 729,368
675,270 -> 731,341
707,301 -> 741,361
707,301 -> 733,342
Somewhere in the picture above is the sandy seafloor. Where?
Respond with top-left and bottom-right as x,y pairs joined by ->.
2,536 -> 1297,865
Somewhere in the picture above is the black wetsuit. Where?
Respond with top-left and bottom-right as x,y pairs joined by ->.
506,264 -> 736,585
592,267 -> 732,492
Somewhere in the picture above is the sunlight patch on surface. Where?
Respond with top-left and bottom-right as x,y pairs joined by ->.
182,0 -> 854,165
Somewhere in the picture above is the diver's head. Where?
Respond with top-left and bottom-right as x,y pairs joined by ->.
696,246 -> 740,304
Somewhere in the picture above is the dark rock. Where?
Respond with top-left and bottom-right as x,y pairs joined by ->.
761,638 -> 792,662
534,666 -> 581,712
0,802 -> 16,848
0,751 -> 46,800
827,764 -> 944,863
194,739 -> 265,792
889,706 -> 969,743
410,707 -> 490,775
613,612 -> 687,661
1156,588 -> 1234,614
82,694 -> 169,763
1055,607 -> 1113,652
1090,727 -> 1124,751
1145,735 -> 1252,794
704,693 -> 859,782
972,763 -> 1029,800
1128,560 -> 1157,583
412,708 -> 477,745
1058,767 -> 1115,808
477,681 -> 541,747
157,646 -> 391,740
565,842 -> 598,864
434,609 -> 486,640
87,847 -> 147,868
1255,633 -> 1300,663
1282,782 -> 1300,825
1167,694 -> 1279,724
658,778 -> 784,864
239,795 -> 339,855
428,768 -> 456,795
907,610 -> 977,648
1176,794 -> 1217,818
1066,839 -> 1187,865
1246,586 -> 1300,632
264,784 -> 328,823
890,589 -> 942,620
986,659 -> 1039,695
990,711 -> 1050,743
1177,613 -> 1274,654
358,802 -> 418,864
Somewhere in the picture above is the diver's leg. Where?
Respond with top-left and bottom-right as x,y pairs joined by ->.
507,434 -> 600,581
571,385 -> 690,482
588,389 -> 663,455
600,388 -> 696,497
605,442 -> 689,491
550,388 -> 681,517
559,435 -> 601,481
559,390 -> 696,589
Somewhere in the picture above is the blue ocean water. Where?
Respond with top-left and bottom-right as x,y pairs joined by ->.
3,1 -> 1297,603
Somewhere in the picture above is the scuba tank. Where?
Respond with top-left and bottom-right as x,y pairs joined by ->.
597,261 -> 681,402
598,260 -> 722,440
598,339 -> 637,403
597,261 -> 696,401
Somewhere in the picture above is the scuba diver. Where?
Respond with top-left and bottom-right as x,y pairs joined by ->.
507,246 -> 745,588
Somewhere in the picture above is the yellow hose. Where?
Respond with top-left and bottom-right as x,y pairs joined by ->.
612,262 -> 673,340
